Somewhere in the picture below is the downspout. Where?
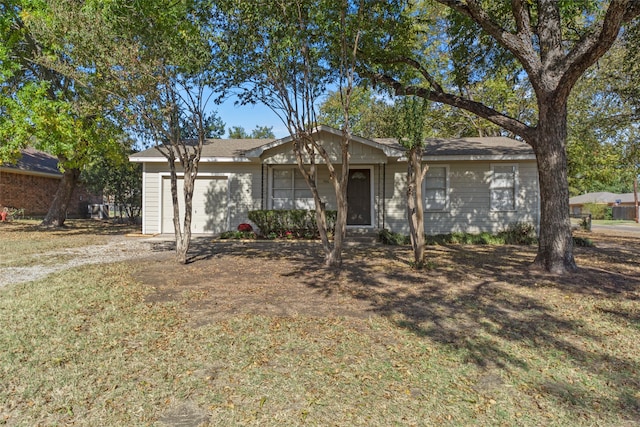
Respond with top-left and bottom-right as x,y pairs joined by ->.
261,163 -> 265,210
382,163 -> 386,230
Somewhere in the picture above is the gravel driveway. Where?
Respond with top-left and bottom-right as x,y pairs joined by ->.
0,236 -> 162,287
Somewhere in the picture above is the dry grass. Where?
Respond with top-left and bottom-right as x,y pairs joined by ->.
1,222 -> 639,426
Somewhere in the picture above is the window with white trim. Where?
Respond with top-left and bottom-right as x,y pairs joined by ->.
271,167 -> 314,209
491,164 -> 518,211
424,166 -> 449,211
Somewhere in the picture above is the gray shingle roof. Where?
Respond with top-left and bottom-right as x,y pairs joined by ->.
0,148 -> 61,176
374,136 -> 533,156
569,192 -> 636,205
130,131 -> 534,161
131,139 -> 274,160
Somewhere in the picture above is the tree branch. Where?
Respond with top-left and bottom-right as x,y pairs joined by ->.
370,71 -> 536,144
434,0 -> 542,76
558,0 -> 640,100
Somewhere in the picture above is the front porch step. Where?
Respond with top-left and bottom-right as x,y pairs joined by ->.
345,228 -> 380,244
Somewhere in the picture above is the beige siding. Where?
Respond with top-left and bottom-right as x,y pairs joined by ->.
141,162 -> 263,234
262,135 -> 387,165
384,160 -> 539,235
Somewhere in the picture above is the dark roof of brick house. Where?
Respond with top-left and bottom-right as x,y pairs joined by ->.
0,148 -> 61,176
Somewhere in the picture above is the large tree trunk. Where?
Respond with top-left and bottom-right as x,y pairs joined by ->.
531,102 -> 577,274
41,167 -> 80,228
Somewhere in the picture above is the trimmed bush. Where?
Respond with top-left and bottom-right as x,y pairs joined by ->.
219,230 -> 257,240
497,222 -> 538,245
380,222 -> 538,246
378,229 -> 410,245
248,209 -> 336,239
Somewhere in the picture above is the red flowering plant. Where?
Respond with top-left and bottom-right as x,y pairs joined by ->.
237,223 -> 253,232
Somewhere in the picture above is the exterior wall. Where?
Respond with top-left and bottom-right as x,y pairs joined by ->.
141,162 -> 262,234
384,160 -> 540,235
140,155 -> 540,236
0,170 -> 100,217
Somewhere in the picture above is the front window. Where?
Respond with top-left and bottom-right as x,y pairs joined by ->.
271,167 -> 314,209
424,166 -> 449,211
491,164 -> 518,211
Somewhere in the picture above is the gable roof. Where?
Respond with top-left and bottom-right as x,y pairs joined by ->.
0,148 -> 61,177
129,125 -> 535,163
569,192 -> 636,205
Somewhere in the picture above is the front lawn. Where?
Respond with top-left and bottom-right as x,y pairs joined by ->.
1,222 -> 639,426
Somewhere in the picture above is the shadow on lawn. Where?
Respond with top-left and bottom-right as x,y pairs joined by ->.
188,238 -> 640,420
1,219 -> 141,236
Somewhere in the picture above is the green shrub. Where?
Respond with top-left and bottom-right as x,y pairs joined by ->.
582,202 -> 610,220
573,236 -> 595,247
378,229 -> 410,245
382,223 -> 538,247
219,231 -> 257,240
498,222 -> 538,245
248,209 -> 336,239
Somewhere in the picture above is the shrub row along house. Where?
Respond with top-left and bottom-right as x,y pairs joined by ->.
130,126 -> 540,236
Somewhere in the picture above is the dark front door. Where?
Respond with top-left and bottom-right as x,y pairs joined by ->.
347,169 -> 371,225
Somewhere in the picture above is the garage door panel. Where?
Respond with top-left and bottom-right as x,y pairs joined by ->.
162,177 -> 228,234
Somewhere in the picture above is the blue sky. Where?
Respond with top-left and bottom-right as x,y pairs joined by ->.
215,96 -> 289,138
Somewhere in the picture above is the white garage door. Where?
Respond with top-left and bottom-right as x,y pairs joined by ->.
161,176 -> 228,234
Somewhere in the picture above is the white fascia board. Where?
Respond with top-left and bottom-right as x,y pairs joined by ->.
394,154 -> 537,162
129,156 -> 253,163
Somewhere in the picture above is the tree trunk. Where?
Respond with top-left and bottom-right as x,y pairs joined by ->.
634,176 -> 638,224
41,167 -> 81,228
531,102 -> 577,274
407,148 -> 427,268
176,168 -> 195,264
327,179 -> 348,268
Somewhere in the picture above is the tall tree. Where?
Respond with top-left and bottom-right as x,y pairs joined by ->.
394,96 -> 429,268
227,125 -> 275,139
365,0 -> 640,273
0,0 -> 123,227
215,0 -> 378,267
318,87 -> 396,138
566,42 -> 638,195
31,0 -> 224,262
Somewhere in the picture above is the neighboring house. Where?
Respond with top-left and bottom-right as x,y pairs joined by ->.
130,125 -> 540,236
0,148 -> 101,217
569,192 -> 638,219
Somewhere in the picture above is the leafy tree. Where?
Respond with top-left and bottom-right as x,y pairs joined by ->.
394,96 -> 429,268
364,0 -> 640,273
228,125 -> 275,139
318,87 -> 396,138
215,0 -> 380,267
30,0 -> 224,263
0,0 -> 124,227
566,42 -> 638,196
82,145 -> 142,222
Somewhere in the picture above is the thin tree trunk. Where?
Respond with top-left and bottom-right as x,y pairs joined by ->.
177,168 -> 195,264
634,176 -> 638,224
41,167 -> 80,227
531,102 -> 577,274
407,148 -> 427,268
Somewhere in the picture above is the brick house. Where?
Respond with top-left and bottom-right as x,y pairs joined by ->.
0,148 -> 102,218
